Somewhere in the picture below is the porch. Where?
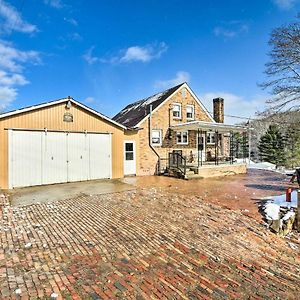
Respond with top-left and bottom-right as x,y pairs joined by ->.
165,120 -> 250,179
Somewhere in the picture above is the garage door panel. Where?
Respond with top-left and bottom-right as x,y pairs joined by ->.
67,133 -> 89,182
42,132 -> 68,185
9,130 -> 112,188
89,134 -> 111,180
9,131 -> 43,188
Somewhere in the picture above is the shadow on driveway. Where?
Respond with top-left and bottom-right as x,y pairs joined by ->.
244,183 -> 286,192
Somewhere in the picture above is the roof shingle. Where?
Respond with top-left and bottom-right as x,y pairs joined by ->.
112,83 -> 184,128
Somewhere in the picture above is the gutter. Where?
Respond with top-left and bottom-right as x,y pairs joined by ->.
149,104 -> 160,174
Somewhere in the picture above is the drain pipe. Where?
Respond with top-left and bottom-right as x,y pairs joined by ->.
149,104 -> 160,174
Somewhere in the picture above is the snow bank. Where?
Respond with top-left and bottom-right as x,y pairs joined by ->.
282,211 -> 295,221
264,203 -> 280,220
271,191 -> 298,208
248,161 -> 276,171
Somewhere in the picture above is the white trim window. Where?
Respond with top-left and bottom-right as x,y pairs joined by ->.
182,88 -> 187,98
151,129 -> 162,146
207,132 -> 216,144
186,105 -> 194,120
173,103 -> 182,119
176,131 -> 188,145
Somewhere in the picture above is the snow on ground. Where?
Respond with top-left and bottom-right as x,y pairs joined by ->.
267,191 -> 298,209
282,211 -> 296,221
246,160 -> 300,177
247,161 -> 277,171
264,203 -> 280,220
263,191 -> 298,222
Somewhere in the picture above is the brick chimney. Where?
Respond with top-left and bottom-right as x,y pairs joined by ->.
213,97 -> 224,123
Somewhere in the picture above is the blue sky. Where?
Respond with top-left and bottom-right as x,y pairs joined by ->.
0,0 -> 300,123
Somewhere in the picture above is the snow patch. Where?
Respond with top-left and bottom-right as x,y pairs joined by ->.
264,203 -> 280,220
248,161 -> 276,171
282,211 -> 295,221
271,191 -> 298,208
51,292 -> 58,299
15,288 -> 21,295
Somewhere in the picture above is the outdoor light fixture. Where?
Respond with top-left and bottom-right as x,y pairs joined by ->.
66,100 -> 72,109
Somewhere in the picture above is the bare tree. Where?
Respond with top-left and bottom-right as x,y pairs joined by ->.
261,15 -> 300,111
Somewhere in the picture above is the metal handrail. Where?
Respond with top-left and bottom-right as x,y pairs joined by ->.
168,152 -> 187,176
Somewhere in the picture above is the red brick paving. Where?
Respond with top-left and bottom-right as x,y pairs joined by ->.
1,170 -> 300,299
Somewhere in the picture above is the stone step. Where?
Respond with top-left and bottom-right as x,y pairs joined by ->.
185,174 -> 205,180
186,170 -> 196,175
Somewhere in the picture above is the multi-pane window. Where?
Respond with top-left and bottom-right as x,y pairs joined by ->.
182,88 -> 187,98
176,131 -> 188,145
125,142 -> 134,160
151,130 -> 162,146
186,105 -> 194,120
173,103 -> 182,119
207,132 -> 215,144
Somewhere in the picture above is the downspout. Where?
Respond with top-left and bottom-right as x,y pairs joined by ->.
149,104 -> 160,174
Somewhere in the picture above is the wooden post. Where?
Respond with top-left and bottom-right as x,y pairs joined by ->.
297,190 -> 300,232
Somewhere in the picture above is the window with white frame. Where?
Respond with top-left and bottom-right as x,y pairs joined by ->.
176,131 -> 188,145
173,103 -> 182,119
207,132 -> 215,144
151,129 -> 162,146
182,88 -> 187,98
186,105 -> 194,120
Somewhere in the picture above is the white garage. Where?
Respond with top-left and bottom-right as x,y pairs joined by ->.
8,129 -> 112,188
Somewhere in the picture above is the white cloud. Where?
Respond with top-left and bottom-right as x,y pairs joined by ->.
199,92 -> 268,124
120,42 -> 167,63
44,0 -> 63,9
214,21 -> 249,39
84,42 -> 168,65
272,0 -> 297,10
84,96 -> 94,103
120,46 -> 151,62
68,32 -> 82,41
0,2 -> 40,111
0,40 -> 40,72
0,85 -> 16,110
0,0 -> 37,34
0,70 -> 28,86
0,40 -> 40,111
82,47 -> 100,65
64,17 -> 78,26
154,71 -> 190,89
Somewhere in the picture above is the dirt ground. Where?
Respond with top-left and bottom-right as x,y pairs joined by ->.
1,169 -> 300,299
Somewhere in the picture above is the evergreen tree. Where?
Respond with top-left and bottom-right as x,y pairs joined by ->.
284,125 -> 300,168
258,125 -> 286,167
231,132 -> 249,159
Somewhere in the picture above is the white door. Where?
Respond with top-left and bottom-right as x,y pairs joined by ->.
124,141 -> 136,175
197,133 -> 206,162
42,132 -> 68,185
67,132 -> 89,182
89,134 -> 112,179
9,130 -> 43,188
9,130 -> 112,188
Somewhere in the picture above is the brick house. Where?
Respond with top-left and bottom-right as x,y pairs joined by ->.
113,82 -> 248,178
0,82 -> 249,189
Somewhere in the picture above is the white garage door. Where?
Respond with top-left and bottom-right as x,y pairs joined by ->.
8,130 -> 112,188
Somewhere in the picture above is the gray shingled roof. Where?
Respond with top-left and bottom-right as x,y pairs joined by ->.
113,83 -> 184,128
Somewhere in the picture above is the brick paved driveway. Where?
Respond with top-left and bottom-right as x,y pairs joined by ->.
1,171 -> 300,299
